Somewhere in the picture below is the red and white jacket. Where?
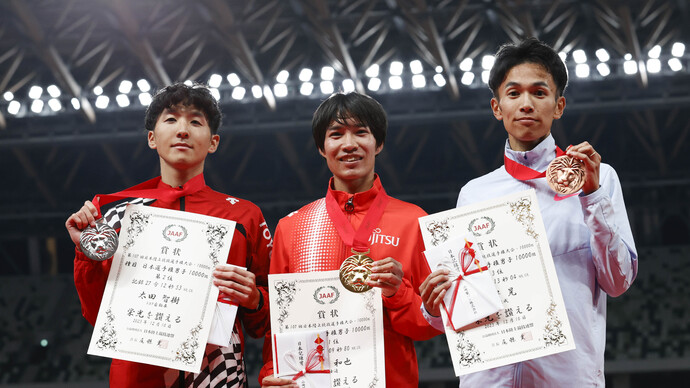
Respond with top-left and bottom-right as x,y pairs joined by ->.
73,173 -> 273,387
259,176 -> 441,387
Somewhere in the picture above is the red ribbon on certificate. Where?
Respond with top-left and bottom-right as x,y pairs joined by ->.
90,174 -> 206,218
442,240 -> 489,325
217,296 -> 238,307
290,348 -> 331,381
504,146 -> 579,201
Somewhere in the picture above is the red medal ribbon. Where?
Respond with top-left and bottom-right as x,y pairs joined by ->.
324,183 -> 389,252
90,174 -> 206,218
504,146 -> 579,200
504,146 -> 566,180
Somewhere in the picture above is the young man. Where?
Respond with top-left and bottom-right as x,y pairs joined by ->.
259,92 -> 441,388
65,82 -> 273,387
421,38 -> 638,387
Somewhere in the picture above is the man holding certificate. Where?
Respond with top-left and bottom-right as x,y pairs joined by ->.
421,38 -> 638,386
65,82 -> 273,387
260,92 -> 442,388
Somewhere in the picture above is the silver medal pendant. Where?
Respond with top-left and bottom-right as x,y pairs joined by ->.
79,219 -> 119,261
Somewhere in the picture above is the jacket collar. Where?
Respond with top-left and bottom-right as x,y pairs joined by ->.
327,174 -> 383,213
504,134 -> 556,173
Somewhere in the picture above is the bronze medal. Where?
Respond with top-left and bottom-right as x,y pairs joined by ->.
339,248 -> 374,293
79,220 -> 119,261
546,155 -> 586,195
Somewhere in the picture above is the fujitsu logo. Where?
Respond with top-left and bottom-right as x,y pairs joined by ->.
368,228 -> 400,247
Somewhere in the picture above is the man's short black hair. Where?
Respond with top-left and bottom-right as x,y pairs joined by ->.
144,82 -> 223,134
489,37 -> 568,99
312,92 -> 387,151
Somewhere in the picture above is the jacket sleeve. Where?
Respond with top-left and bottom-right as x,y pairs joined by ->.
73,248 -> 112,326
258,219 -> 291,383
382,229 -> 443,341
580,166 -> 638,297
238,208 -> 273,339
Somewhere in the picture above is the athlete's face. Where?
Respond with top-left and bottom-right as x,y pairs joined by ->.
491,62 -> 566,151
319,117 -> 383,193
147,104 -> 219,176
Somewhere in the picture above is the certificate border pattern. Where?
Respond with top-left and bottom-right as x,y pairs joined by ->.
95,308 -> 118,350
273,280 -> 298,329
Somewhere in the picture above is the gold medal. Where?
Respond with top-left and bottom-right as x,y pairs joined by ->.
339,248 -> 374,293
546,155 -> 586,195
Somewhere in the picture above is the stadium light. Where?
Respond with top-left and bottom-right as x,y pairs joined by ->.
367,78 -> 381,92
274,83 -> 288,98
119,80 -> 133,94
28,86 -> 43,99
459,58 -> 473,72
365,64 -> 379,78
596,63 -> 611,77
595,48 -> 610,62
409,60 -> 423,75
320,81 -> 334,94
300,82 -> 314,96
411,74 -> 426,88
138,92 -> 152,106
433,73 -> 446,87
389,61 -> 403,76
232,86 -> 246,100
299,68 -> 313,82
321,66 -> 335,81
460,72 -> 474,86
47,85 -> 61,98
671,42 -> 685,57
342,79 -> 355,93
116,94 -> 130,107
8,100 -> 20,115
48,98 -> 62,111
276,70 -> 289,84
95,95 -> 109,109
208,74 -> 223,88
252,85 -> 263,98
137,79 -> 151,92
227,73 -> 241,87
31,99 -> 44,113
388,76 -> 403,89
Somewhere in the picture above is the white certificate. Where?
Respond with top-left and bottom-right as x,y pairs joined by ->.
418,189 -> 575,376
269,270 -> 385,388
88,204 -> 236,373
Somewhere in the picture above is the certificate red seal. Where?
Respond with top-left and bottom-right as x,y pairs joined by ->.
339,249 -> 374,293
546,155 -> 586,195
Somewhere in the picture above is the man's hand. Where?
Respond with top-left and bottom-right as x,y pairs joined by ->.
366,257 -> 404,297
261,374 -> 298,388
419,269 -> 452,317
566,141 -> 601,195
65,200 -> 100,246
212,264 -> 261,310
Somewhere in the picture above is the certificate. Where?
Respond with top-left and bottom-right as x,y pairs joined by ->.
269,270 -> 385,388
87,204 -> 236,373
418,189 -> 575,376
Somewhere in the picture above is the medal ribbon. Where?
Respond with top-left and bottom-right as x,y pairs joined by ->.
504,146 -> 566,180
325,185 -> 389,252
504,146 -> 579,200
90,174 -> 206,218
442,240 -> 489,329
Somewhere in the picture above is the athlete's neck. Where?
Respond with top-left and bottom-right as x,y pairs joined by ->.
159,163 -> 204,188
